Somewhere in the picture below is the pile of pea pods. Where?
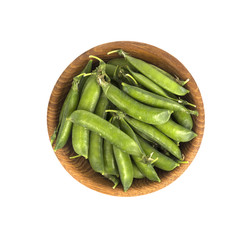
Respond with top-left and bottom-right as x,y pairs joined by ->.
51,49 -> 198,192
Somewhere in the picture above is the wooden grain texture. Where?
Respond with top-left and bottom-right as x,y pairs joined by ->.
47,41 -> 205,197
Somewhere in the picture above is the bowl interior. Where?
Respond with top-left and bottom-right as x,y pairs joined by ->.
47,41 -> 205,197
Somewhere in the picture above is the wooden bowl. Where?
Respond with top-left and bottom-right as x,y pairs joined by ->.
47,41 -> 205,197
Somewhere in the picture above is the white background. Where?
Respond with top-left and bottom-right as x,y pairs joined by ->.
1,0 -> 251,239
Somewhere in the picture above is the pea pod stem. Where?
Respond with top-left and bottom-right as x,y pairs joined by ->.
75,72 -> 93,78
124,73 -> 138,85
107,49 -> 121,55
69,154 -> 81,159
177,98 -> 196,108
176,160 -> 189,164
182,78 -> 190,86
148,152 -> 158,164
89,55 -> 104,63
105,109 -> 120,114
174,76 -> 189,86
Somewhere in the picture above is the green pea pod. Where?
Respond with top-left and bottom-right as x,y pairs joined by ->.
113,145 -> 133,192
100,80 -> 173,125
72,73 -> 101,158
133,128 -> 158,146
112,119 -> 134,192
103,139 -> 119,176
112,49 -> 189,96
119,118 -> 145,156
88,92 -> 109,174
150,64 -> 189,86
137,135 -> 179,171
118,116 -> 160,180
132,155 -> 160,182
69,110 -> 143,157
122,82 -> 198,116
88,131 -> 104,174
155,119 -> 197,142
51,75 -> 82,146
126,67 -> 170,98
173,111 -> 193,130
132,163 -> 145,179
73,60 -> 93,94
164,89 -> 195,130
50,91 -> 70,145
54,79 -> 80,151
124,115 -> 183,160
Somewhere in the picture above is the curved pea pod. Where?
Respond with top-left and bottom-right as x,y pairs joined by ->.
137,135 -> 179,171
133,163 -> 145,179
88,131 -> 104,174
113,145 -> 133,192
113,49 -> 189,96
50,85 -> 72,145
155,119 -> 197,142
122,83 -> 198,116
164,89 -> 195,130
124,115 -> 183,160
112,119 -> 134,192
103,139 -> 119,176
173,111 -> 193,130
88,92 -> 109,174
71,73 -> 101,158
54,79 -> 80,151
100,81 -> 173,125
68,110 -> 143,157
